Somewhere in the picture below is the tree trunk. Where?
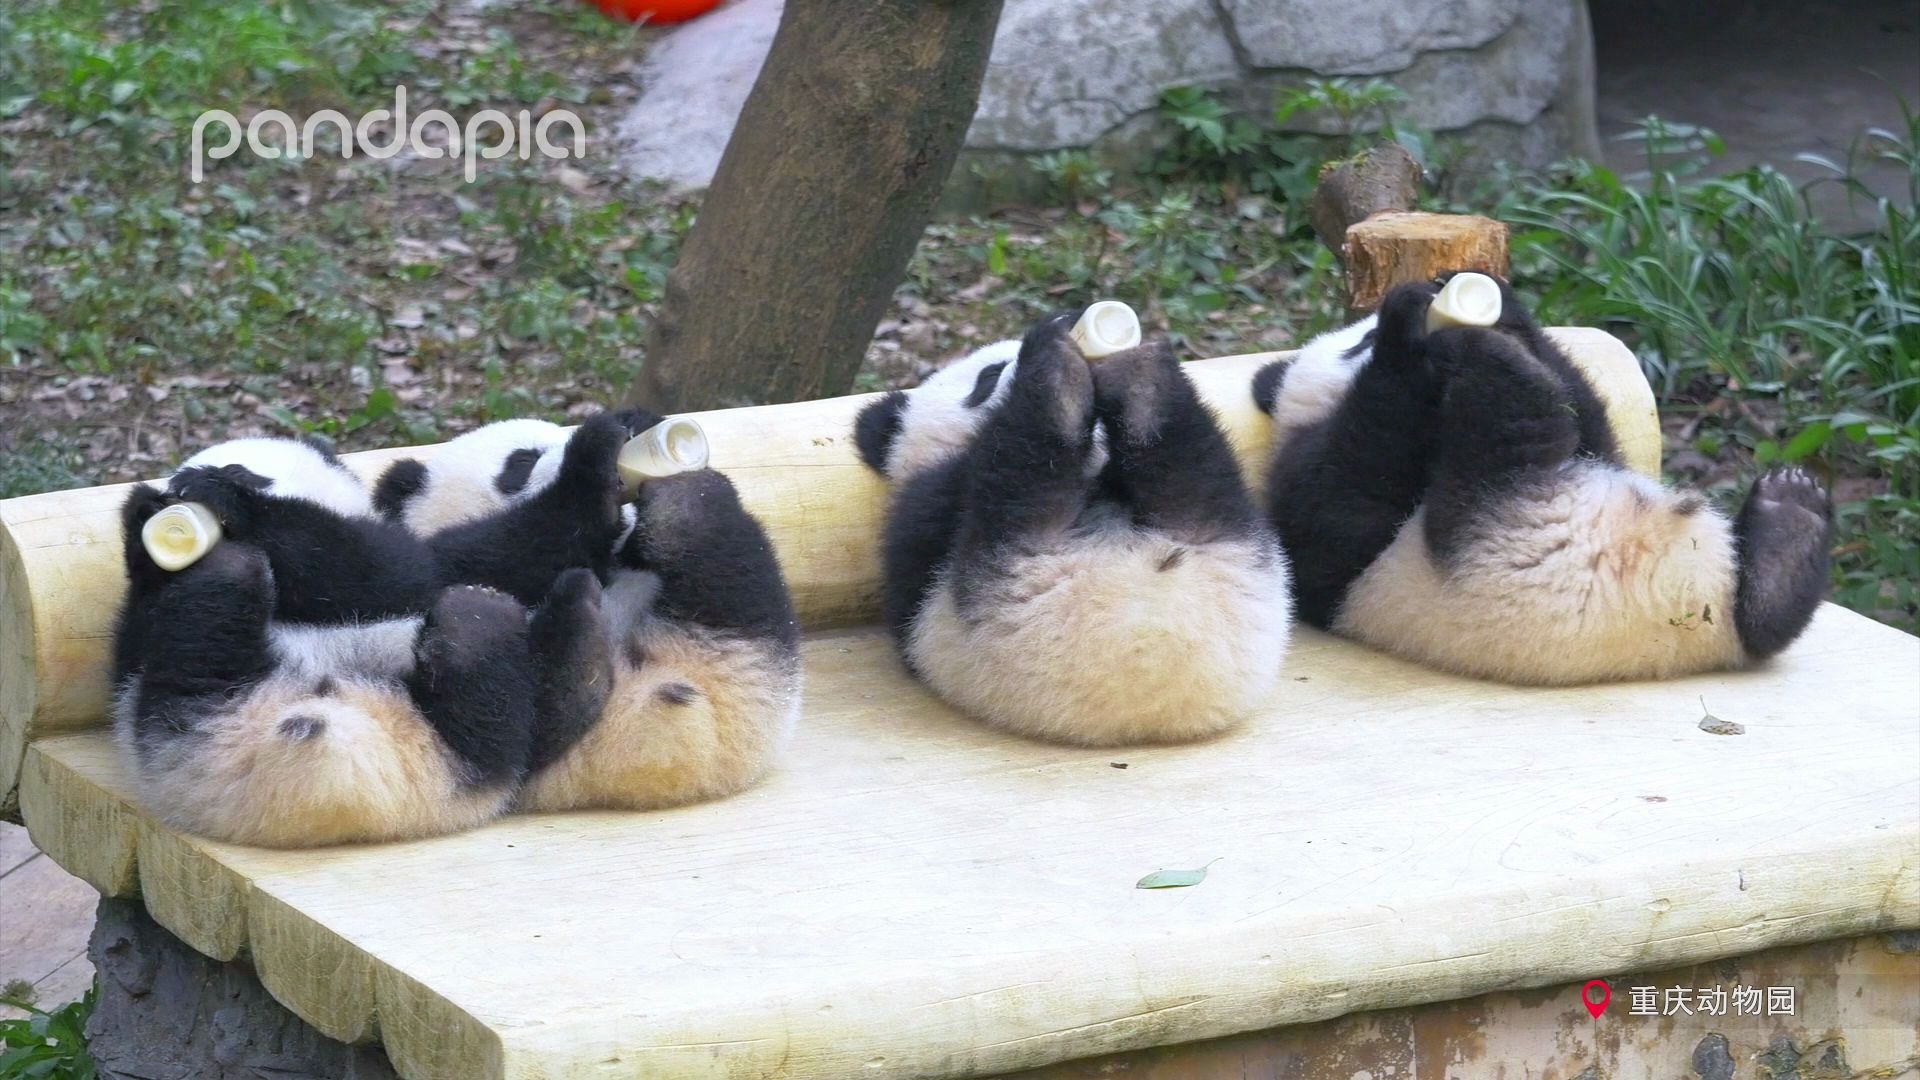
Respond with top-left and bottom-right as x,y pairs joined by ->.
629,0 -> 1006,411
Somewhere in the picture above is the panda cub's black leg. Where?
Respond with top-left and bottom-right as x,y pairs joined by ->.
406,587 -> 540,788
1421,326 -> 1582,562
428,413 -> 630,606
1268,281 -> 1449,626
946,313 -> 1097,599
525,568 -> 614,775
117,542 -> 278,750
115,486 -> 180,677
1731,467 -> 1832,660
621,471 -> 798,646
1090,339 -> 1257,540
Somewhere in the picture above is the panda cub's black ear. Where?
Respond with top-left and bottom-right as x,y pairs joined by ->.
1250,360 -> 1286,416
854,392 -> 909,475
373,458 -> 428,521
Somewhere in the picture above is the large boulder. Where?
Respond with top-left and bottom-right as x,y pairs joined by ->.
617,0 -> 1599,191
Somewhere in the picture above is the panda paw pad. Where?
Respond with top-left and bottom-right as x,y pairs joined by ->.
1751,467 -> 1830,519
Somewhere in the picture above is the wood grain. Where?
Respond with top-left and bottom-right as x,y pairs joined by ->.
19,605 -> 1919,1079
1343,211 -> 1510,314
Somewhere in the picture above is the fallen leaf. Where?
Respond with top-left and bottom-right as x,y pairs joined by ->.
1137,862 -> 1215,890
1697,697 -> 1744,736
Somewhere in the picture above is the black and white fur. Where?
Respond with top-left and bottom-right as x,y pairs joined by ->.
374,412 -> 802,811
113,438 -> 592,847
854,312 -> 1293,746
1254,274 -> 1833,684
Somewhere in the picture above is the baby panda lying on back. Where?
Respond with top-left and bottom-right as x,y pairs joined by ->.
853,311 -> 1293,746
1253,274 -> 1833,684
114,437 -> 606,847
374,411 -> 801,811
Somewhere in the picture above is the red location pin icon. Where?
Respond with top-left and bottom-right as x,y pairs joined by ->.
1582,979 -> 1611,1018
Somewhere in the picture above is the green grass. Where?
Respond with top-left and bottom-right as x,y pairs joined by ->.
0,0 -> 676,462
0,986 -> 96,1080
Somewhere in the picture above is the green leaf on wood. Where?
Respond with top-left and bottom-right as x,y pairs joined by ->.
1697,697 -> 1745,736
1136,862 -> 1214,889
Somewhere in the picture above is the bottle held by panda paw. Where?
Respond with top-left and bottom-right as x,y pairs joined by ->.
617,416 -> 711,493
1425,272 -> 1503,332
142,502 -> 223,571
1071,301 -> 1143,360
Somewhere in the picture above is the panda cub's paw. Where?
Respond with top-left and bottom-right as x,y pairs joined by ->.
552,413 -> 630,531
1091,339 -> 1181,446
1742,467 -> 1833,563
527,568 -> 613,765
1732,467 -> 1834,661
167,463 -> 273,535
1015,311 -> 1095,440
606,407 -> 668,440
1750,466 -> 1831,522
1372,278 -> 1444,376
416,585 -> 529,676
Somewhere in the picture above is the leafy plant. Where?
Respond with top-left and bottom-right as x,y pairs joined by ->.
0,985 -> 97,1080
1273,77 -> 1409,145
1029,150 -> 1112,207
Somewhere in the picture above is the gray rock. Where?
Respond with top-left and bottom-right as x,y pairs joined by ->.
1225,0 -> 1522,74
968,0 -> 1239,150
614,0 -> 1597,190
84,898 -> 400,1080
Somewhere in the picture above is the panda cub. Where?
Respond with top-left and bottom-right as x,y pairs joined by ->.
853,311 -> 1293,746
113,438 -> 601,847
374,412 -> 802,811
1253,274 -> 1833,685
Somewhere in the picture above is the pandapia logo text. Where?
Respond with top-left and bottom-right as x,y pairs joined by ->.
190,86 -> 585,183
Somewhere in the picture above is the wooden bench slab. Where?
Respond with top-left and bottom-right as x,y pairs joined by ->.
23,608 -> 1919,1080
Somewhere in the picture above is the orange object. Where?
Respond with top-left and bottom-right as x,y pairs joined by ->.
587,0 -> 722,23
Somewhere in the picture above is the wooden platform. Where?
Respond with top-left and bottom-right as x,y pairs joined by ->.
22,607 -> 1920,1080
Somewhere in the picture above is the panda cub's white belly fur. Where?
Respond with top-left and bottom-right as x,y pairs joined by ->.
910,520 -> 1291,745
115,619 -> 507,848
1338,463 -> 1743,684
517,573 -> 801,811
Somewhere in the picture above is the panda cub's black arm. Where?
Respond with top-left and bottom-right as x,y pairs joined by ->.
1266,284 -> 1446,626
426,414 -> 630,607
621,470 -> 798,647
167,466 -> 439,623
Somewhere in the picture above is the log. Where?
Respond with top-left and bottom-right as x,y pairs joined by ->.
1341,211 -> 1510,316
0,335 -> 1653,815
1308,143 -> 1423,257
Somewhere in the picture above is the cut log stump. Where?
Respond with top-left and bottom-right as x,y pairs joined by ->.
1343,211 -> 1510,315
